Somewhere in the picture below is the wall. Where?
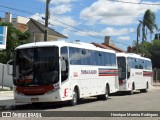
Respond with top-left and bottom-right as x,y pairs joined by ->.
153,68 -> 160,83
0,63 -> 13,88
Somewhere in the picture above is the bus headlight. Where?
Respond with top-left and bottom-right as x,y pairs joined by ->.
45,88 -> 58,94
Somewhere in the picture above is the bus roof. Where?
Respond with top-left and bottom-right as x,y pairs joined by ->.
15,40 -> 116,53
116,52 -> 151,61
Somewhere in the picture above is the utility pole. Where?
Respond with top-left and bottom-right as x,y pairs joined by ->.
44,0 -> 51,41
136,27 -> 139,54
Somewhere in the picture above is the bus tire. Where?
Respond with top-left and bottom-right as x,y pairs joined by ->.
128,83 -> 134,95
97,85 -> 109,100
69,88 -> 78,106
140,82 -> 148,93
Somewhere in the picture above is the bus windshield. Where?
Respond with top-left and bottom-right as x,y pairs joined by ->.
13,47 -> 59,86
117,57 -> 126,80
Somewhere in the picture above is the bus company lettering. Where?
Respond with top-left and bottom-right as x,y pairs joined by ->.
81,70 -> 97,74
135,72 -> 142,75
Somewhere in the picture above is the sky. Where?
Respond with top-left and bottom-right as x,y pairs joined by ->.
0,0 -> 160,51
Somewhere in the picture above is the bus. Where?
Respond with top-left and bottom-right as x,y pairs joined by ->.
116,53 -> 152,94
8,41 -> 119,106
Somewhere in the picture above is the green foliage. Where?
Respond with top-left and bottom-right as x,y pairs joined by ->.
132,39 -> 160,68
149,40 -> 160,68
154,34 -> 160,40
137,9 -> 158,56
133,9 -> 160,68
132,41 -> 151,58
0,22 -> 30,63
144,42 -> 152,58
143,9 -> 157,33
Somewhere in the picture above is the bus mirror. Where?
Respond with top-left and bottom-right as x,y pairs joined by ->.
61,57 -> 66,72
7,59 -> 13,75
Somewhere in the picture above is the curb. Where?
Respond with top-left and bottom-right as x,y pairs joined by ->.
152,84 -> 160,87
0,91 -> 13,94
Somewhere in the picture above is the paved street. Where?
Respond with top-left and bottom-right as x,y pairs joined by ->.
0,87 -> 160,120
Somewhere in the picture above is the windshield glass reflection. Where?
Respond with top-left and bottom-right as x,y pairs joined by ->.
14,47 -> 59,86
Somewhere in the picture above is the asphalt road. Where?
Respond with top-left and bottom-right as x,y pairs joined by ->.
0,87 -> 160,120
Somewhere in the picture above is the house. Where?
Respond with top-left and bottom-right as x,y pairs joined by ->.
92,36 -> 124,53
0,12 -> 67,42
27,18 -> 67,42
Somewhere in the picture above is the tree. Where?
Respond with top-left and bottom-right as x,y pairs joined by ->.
150,39 -> 160,68
154,33 -> 160,40
132,40 -> 151,58
0,22 -> 30,63
136,22 -> 142,53
140,9 -> 158,56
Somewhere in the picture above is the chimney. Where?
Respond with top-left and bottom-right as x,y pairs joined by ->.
5,12 -> 12,23
104,36 -> 110,45
127,46 -> 133,53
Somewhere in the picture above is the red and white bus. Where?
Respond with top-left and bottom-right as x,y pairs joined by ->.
116,53 -> 152,94
8,41 -> 119,105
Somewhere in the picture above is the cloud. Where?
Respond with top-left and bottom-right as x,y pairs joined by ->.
50,4 -> 72,14
30,13 -> 45,22
76,30 -> 99,37
101,27 -> 134,36
80,0 -> 160,26
30,13 -> 79,30
49,15 -> 79,27
118,36 -> 130,41
75,27 -> 134,37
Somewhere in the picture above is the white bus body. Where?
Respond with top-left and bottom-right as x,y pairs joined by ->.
116,53 -> 152,94
11,41 -> 119,105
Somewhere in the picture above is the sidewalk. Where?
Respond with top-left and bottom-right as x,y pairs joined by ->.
152,82 -> 160,87
0,90 -> 28,110
0,90 -> 14,108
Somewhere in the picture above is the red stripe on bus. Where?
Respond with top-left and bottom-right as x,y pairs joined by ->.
99,70 -> 118,72
143,72 -> 152,77
99,74 -> 118,76
16,85 -> 54,95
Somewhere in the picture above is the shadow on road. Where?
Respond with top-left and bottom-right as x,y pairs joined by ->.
110,90 -> 145,96
3,97 -> 112,111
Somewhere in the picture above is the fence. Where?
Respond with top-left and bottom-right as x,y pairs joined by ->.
0,63 -> 13,89
153,68 -> 160,83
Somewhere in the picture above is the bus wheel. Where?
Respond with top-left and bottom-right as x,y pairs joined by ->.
69,88 -> 78,106
128,83 -> 134,95
97,85 -> 109,100
140,82 -> 148,93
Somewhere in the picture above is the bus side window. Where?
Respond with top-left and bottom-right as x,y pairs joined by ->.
61,47 -> 69,82
139,59 -> 143,69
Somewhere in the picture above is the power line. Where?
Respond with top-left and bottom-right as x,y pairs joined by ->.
0,4 -> 132,47
0,11 -> 131,47
0,5 -> 34,15
45,18 -> 133,46
0,4 -> 102,39
107,0 -> 160,5
49,16 -> 133,45
0,1 -> 45,12
50,16 -> 103,39
0,10 -> 19,17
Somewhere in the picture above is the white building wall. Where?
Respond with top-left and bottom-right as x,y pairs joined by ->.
0,63 -> 13,88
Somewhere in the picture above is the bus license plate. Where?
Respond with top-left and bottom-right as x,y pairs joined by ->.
31,98 -> 39,101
